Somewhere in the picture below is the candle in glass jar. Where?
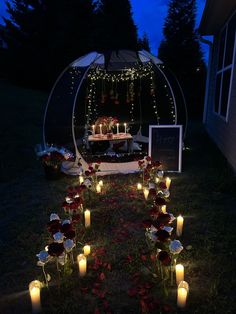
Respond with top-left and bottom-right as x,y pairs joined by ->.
177,287 -> 188,308
77,254 -> 87,277
161,205 -> 166,213
96,183 -> 101,193
176,215 -> 184,236
124,123 -> 127,134
83,245 -> 91,256
137,183 -> 142,190
29,280 -> 42,313
99,180 -> 103,187
175,264 -> 184,285
143,188 -> 149,200
99,124 -> 102,135
166,177 -> 171,189
92,125 -> 95,135
84,209 -> 91,228
116,123 -> 119,134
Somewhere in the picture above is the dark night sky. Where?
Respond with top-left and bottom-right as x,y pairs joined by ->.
0,0 -> 209,59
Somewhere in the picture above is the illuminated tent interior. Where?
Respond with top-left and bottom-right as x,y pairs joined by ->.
43,50 -> 187,175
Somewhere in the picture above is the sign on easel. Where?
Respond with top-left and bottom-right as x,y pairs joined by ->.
148,125 -> 183,172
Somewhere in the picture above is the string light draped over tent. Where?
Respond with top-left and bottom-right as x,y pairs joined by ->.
43,50 -> 187,175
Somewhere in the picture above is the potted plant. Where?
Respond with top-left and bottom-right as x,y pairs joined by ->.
40,151 -> 65,180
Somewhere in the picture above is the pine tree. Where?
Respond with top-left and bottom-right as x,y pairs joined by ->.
138,32 -> 151,52
158,0 -> 206,118
95,0 -> 138,52
1,0 -> 96,88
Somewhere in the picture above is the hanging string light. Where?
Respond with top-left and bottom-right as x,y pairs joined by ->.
150,72 -> 160,124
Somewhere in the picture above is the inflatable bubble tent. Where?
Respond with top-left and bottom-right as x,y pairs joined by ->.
43,50 -> 187,174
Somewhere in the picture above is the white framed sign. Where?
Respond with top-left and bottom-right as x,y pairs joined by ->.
148,125 -> 183,172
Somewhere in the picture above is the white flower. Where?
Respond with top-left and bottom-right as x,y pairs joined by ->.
163,190 -> 170,198
36,250 -> 51,266
63,239 -> 75,252
146,231 -> 157,242
168,213 -> 176,223
157,170 -> 164,178
65,196 -> 73,204
169,240 -> 183,254
162,226 -> 173,234
84,178 -> 92,188
150,225 -> 158,232
50,213 -> 60,221
148,182 -> 155,189
53,232 -> 64,243
62,219 -> 71,226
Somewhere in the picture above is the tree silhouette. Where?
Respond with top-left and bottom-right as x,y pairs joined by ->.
158,0 -> 206,118
138,32 -> 151,52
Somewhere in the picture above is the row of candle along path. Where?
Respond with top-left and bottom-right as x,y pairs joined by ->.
91,122 -> 128,135
29,244 -> 92,313
139,175 -> 189,308
29,178 -> 104,313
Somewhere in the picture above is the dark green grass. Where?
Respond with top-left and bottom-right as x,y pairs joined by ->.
0,81 -> 236,313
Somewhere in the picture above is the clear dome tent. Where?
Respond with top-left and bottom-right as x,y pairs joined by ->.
43,50 -> 187,175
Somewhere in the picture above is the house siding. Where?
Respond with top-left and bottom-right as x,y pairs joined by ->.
205,20 -> 236,171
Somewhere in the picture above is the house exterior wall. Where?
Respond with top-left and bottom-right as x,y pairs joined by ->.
204,9 -> 236,171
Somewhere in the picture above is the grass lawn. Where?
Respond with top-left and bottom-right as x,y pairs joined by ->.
0,80 -> 236,313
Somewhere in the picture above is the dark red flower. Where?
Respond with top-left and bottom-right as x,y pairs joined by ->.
88,166 -> 94,171
142,220 -> 152,228
149,207 -> 159,218
61,223 -> 72,233
72,214 -> 81,223
155,197 -> 166,206
48,242 -> 64,256
47,220 -> 61,234
157,213 -> 171,225
64,229 -> 76,239
156,230 -> 170,242
146,156 -> 152,162
159,182 -> 167,190
85,170 -> 91,176
149,188 -> 156,197
157,251 -> 171,266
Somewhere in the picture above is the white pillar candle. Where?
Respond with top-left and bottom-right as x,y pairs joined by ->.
176,215 -> 184,237
143,188 -> 149,200
83,245 -> 91,256
161,205 -> 166,213
155,177 -> 159,184
116,123 -> 119,134
176,264 -> 184,285
124,123 -> 127,134
79,175 -> 84,184
177,287 -> 188,308
96,183 -> 101,193
99,180 -> 103,187
99,124 -> 102,135
137,183 -> 142,190
166,177 -> 171,189
29,280 -> 42,313
92,125 -> 95,135
77,254 -> 87,277
84,209 -> 91,228
178,281 -> 189,293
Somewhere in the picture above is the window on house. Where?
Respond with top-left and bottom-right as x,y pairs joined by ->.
214,11 -> 236,120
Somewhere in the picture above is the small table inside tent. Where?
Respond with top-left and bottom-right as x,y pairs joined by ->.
88,133 -> 133,153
